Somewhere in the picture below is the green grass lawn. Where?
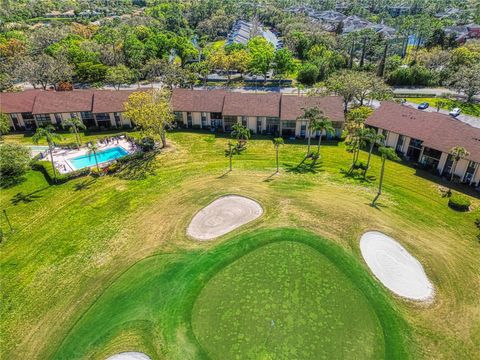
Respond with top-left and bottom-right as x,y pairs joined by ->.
405,97 -> 480,117
193,239 -> 400,360
54,230 -> 409,360
1,130 -> 479,359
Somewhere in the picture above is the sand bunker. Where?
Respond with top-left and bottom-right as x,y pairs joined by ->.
360,231 -> 434,301
187,195 -> 263,240
105,352 -> 151,360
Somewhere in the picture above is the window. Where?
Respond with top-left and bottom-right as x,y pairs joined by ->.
35,114 -> 51,126
187,112 -> 193,127
464,161 -> 477,183
95,113 -> 111,128
241,116 -> 247,127
210,112 -> 222,120
81,111 -> 95,127
21,112 -> 34,120
201,112 -> 208,127
54,114 -> 62,125
256,117 -> 263,133
114,112 -> 121,127
266,117 -> 280,135
396,135 -> 405,152
223,116 -> 237,131
282,121 -> 296,128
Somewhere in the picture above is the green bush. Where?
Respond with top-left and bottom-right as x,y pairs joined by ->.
31,161 -> 89,184
0,144 -> 31,188
448,193 -> 471,212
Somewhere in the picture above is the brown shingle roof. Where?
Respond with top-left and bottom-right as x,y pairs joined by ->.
32,90 -> 94,114
223,92 -> 281,117
92,90 -> 136,113
366,101 -> 480,163
280,95 -> 344,121
0,90 -> 41,113
171,88 -> 226,113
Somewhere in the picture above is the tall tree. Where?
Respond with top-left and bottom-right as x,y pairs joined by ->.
363,129 -> 384,178
106,65 -> 133,90
372,147 -> 400,206
32,125 -> 62,182
63,117 -> 86,147
87,143 -> 100,172
124,89 -> 174,148
247,36 -> 275,83
272,137 -> 284,173
449,146 -> 470,181
311,116 -> 334,157
297,106 -> 323,155
272,48 -> 296,85
448,64 -> 480,103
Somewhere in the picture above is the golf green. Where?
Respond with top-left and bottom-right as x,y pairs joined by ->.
52,229 -> 409,359
192,241 -> 384,359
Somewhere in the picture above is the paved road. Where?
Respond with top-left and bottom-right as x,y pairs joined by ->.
403,101 -> 480,128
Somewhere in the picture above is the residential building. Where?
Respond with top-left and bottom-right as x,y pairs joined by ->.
366,101 -> 480,186
171,89 -> 344,137
226,20 -> 283,50
0,89 -> 134,131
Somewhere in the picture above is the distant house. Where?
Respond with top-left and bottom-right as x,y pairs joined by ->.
444,24 -> 480,43
226,20 -> 283,50
388,5 -> 411,17
435,8 -> 462,20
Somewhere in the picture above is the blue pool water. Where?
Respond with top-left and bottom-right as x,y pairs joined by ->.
70,146 -> 128,170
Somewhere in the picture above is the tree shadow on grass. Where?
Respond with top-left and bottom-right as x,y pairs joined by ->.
10,186 -> 49,205
115,151 -> 158,180
285,159 -> 324,174
367,201 -> 388,211
263,172 -> 279,182
73,178 -> 97,191
217,170 -> 232,179
340,168 -> 376,183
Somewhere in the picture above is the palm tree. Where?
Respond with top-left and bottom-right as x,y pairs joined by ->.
227,141 -> 234,172
87,143 -> 100,172
272,137 -> 284,173
449,146 -> 470,181
32,125 -> 62,183
63,117 -> 86,147
372,147 -> 400,206
231,123 -> 251,148
363,129 -> 385,178
311,116 -> 334,157
297,107 -> 322,156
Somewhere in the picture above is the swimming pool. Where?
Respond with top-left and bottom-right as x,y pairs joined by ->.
69,146 -> 129,170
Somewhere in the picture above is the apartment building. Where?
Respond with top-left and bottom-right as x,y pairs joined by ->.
366,101 -> 480,185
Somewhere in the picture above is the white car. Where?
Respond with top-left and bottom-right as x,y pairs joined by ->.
449,108 -> 461,117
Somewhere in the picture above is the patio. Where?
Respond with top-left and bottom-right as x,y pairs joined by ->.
38,137 -> 135,174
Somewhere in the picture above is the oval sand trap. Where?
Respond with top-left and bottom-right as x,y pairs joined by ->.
187,195 -> 263,240
360,231 -> 434,301
105,352 -> 151,360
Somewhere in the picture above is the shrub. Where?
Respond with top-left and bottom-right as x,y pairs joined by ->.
448,193 -> 471,212
0,144 -> 31,187
297,62 -> 319,85
31,161 -> 89,184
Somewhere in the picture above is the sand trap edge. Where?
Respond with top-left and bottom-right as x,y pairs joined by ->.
186,194 -> 264,241
360,230 -> 435,302
105,351 -> 151,360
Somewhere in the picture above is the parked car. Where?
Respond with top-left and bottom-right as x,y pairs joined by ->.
418,102 -> 429,110
449,108 -> 461,117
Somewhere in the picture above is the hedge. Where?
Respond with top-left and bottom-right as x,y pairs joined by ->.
448,193 -> 471,212
31,161 -> 89,184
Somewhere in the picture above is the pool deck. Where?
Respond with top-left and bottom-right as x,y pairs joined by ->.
39,139 -> 135,174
